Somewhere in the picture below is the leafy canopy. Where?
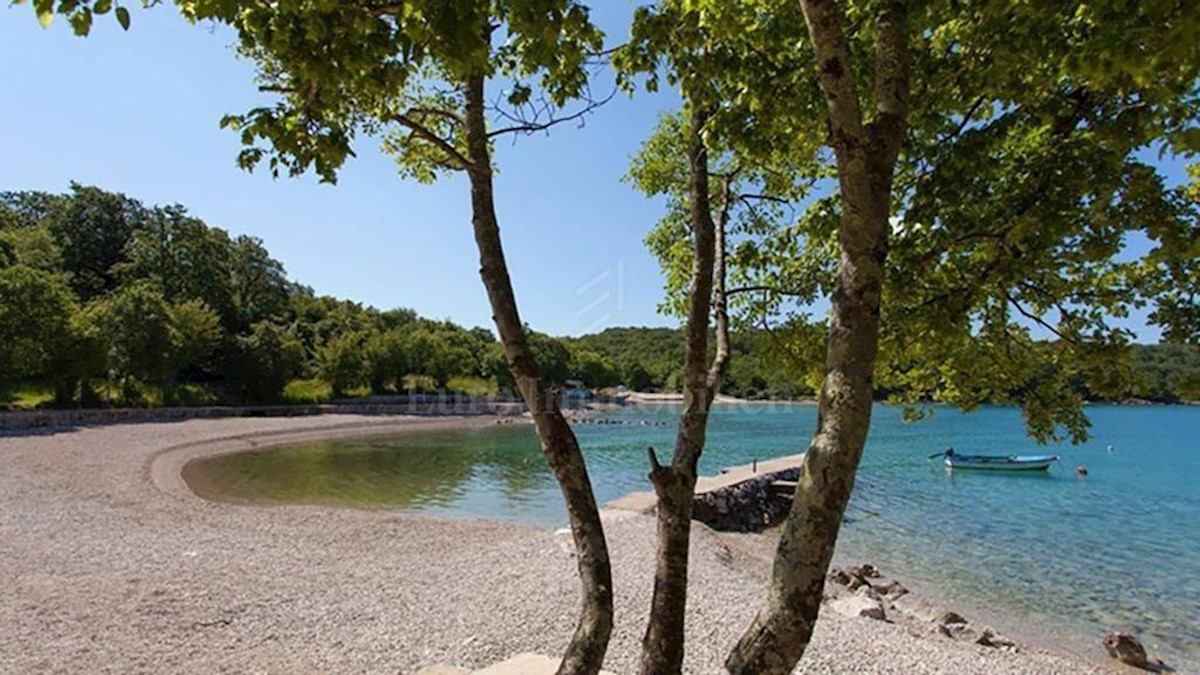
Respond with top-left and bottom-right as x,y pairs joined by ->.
623,0 -> 1200,442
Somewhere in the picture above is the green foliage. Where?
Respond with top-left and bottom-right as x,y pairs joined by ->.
317,331 -> 367,397
569,349 -> 620,389
17,0 -> 135,34
236,320 -> 305,402
282,377 -> 332,404
0,224 -> 63,272
160,0 -> 605,184
0,380 -> 56,409
364,329 -> 410,394
83,281 -> 175,391
0,264 -> 77,379
622,0 -> 1200,443
39,183 -> 146,301
167,298 -> 221,380
446,375 -> 497,397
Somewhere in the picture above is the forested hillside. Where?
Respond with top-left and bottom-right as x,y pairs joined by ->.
2,185 -> 1195,408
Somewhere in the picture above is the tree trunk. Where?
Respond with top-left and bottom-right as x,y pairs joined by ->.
725,1 -> 908,673
463,74 -> 613,675
639,107 -> 730,675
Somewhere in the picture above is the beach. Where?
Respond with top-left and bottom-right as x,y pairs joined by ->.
0,414 -> 1123,673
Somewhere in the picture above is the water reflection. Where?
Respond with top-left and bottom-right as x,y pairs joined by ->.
183,426 -> 554,511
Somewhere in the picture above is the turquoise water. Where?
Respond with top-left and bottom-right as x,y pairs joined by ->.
187,404 -> 1199,668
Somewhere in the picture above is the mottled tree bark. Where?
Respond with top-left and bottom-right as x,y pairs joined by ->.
639,107 -> 731,675
464,74 -> 613,675
726,1 -> 909,673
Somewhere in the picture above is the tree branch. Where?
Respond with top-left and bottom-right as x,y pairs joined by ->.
1005,291 -> 1082,347
384,112 -> 472,169
727,285 -> 811,299
487,88 -> 616,138
406,107 -> 464,126
708,176 -> 732,390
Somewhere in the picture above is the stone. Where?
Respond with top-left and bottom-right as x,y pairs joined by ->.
976,628 -> 1017,650
829,593 -> 886,621
870,579 -> 908,597
1102,632 -> 1149,669
827,568 -> 852,586
935,610 -> 969,626
890,593 -> 941,623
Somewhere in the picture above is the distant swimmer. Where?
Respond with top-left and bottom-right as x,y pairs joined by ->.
1106,444 -> 1114,453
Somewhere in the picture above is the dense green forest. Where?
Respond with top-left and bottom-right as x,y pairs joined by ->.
2,185 -> 1196,409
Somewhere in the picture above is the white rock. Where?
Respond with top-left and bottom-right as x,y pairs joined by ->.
829,593 -> 887,621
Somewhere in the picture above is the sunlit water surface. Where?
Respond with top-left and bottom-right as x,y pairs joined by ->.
185,404 -> 1199,668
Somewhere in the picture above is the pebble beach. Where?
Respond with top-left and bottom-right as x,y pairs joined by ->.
0,415 -> 1125,674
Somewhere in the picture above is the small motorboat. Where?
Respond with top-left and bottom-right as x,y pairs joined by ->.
931,448 -> 1059,471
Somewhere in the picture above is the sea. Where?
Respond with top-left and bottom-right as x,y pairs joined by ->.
185,403 -> 1199,669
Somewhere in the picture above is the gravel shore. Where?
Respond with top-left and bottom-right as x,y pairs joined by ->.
1,415 -> 1116,674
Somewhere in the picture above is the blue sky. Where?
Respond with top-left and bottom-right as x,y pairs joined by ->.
0,4 -> 1186,341
1,3 -> 681,336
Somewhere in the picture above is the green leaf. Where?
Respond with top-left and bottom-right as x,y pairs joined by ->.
115,6 -> 129,30
94,0 -> 112,15
69,8 -> 92,35
37,9 -> 53,28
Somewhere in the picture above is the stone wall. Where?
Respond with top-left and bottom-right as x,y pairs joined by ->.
0,397 -> 527,433
691,466 -> 801,532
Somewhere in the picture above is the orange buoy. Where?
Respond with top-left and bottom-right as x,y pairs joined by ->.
1076,465 -> 1088,477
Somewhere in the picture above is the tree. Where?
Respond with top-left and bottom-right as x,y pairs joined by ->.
0,265 -> 76,380
620,1 -> 1199,671
569,348 -> 620,389
364,329 -> 410,394
116,205 -> 237,326
620,2 -> 1198,672
149,3 -> 620,669
228,234 -> 291,332
44,183 -> 148,301
0,224 -> 64,272
167,298 -> 222,389
84,282 -> 175,401
318,331 -> 367,398
235,320 -> 305,402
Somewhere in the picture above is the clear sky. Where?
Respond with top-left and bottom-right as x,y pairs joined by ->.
0,4 -> 1185,341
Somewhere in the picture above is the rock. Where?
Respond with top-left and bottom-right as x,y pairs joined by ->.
935,610 -> 969,626
976,628 -> 1017,650
1102,632 -> 1149,669
870,579 -> 908,597
889,593 -> 941,623
829,594 -> 886,621
860,563 -> 880,578
854,584 -> 882,601
827,568 -> 852,586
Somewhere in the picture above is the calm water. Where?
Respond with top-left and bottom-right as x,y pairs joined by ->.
186,404 -> 1199,668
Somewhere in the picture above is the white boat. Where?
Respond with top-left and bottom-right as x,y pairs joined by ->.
943,453 -> 1059,471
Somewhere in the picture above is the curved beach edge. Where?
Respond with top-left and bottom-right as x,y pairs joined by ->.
147,414 -> 518,502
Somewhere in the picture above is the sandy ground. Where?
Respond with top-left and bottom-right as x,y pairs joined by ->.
0,415 -> 1120,674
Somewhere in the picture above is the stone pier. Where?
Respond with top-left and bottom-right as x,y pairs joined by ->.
606,454 -> 804,532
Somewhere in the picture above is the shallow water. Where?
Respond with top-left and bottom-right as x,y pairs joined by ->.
186,404 -> 1199,669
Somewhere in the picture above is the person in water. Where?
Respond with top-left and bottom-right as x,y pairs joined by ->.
944,447 -> 955,458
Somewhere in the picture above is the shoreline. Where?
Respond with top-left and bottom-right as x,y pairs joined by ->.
1,415 -> 1130,673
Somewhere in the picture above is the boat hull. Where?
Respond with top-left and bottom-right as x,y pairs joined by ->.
944,454 -> 1059,471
